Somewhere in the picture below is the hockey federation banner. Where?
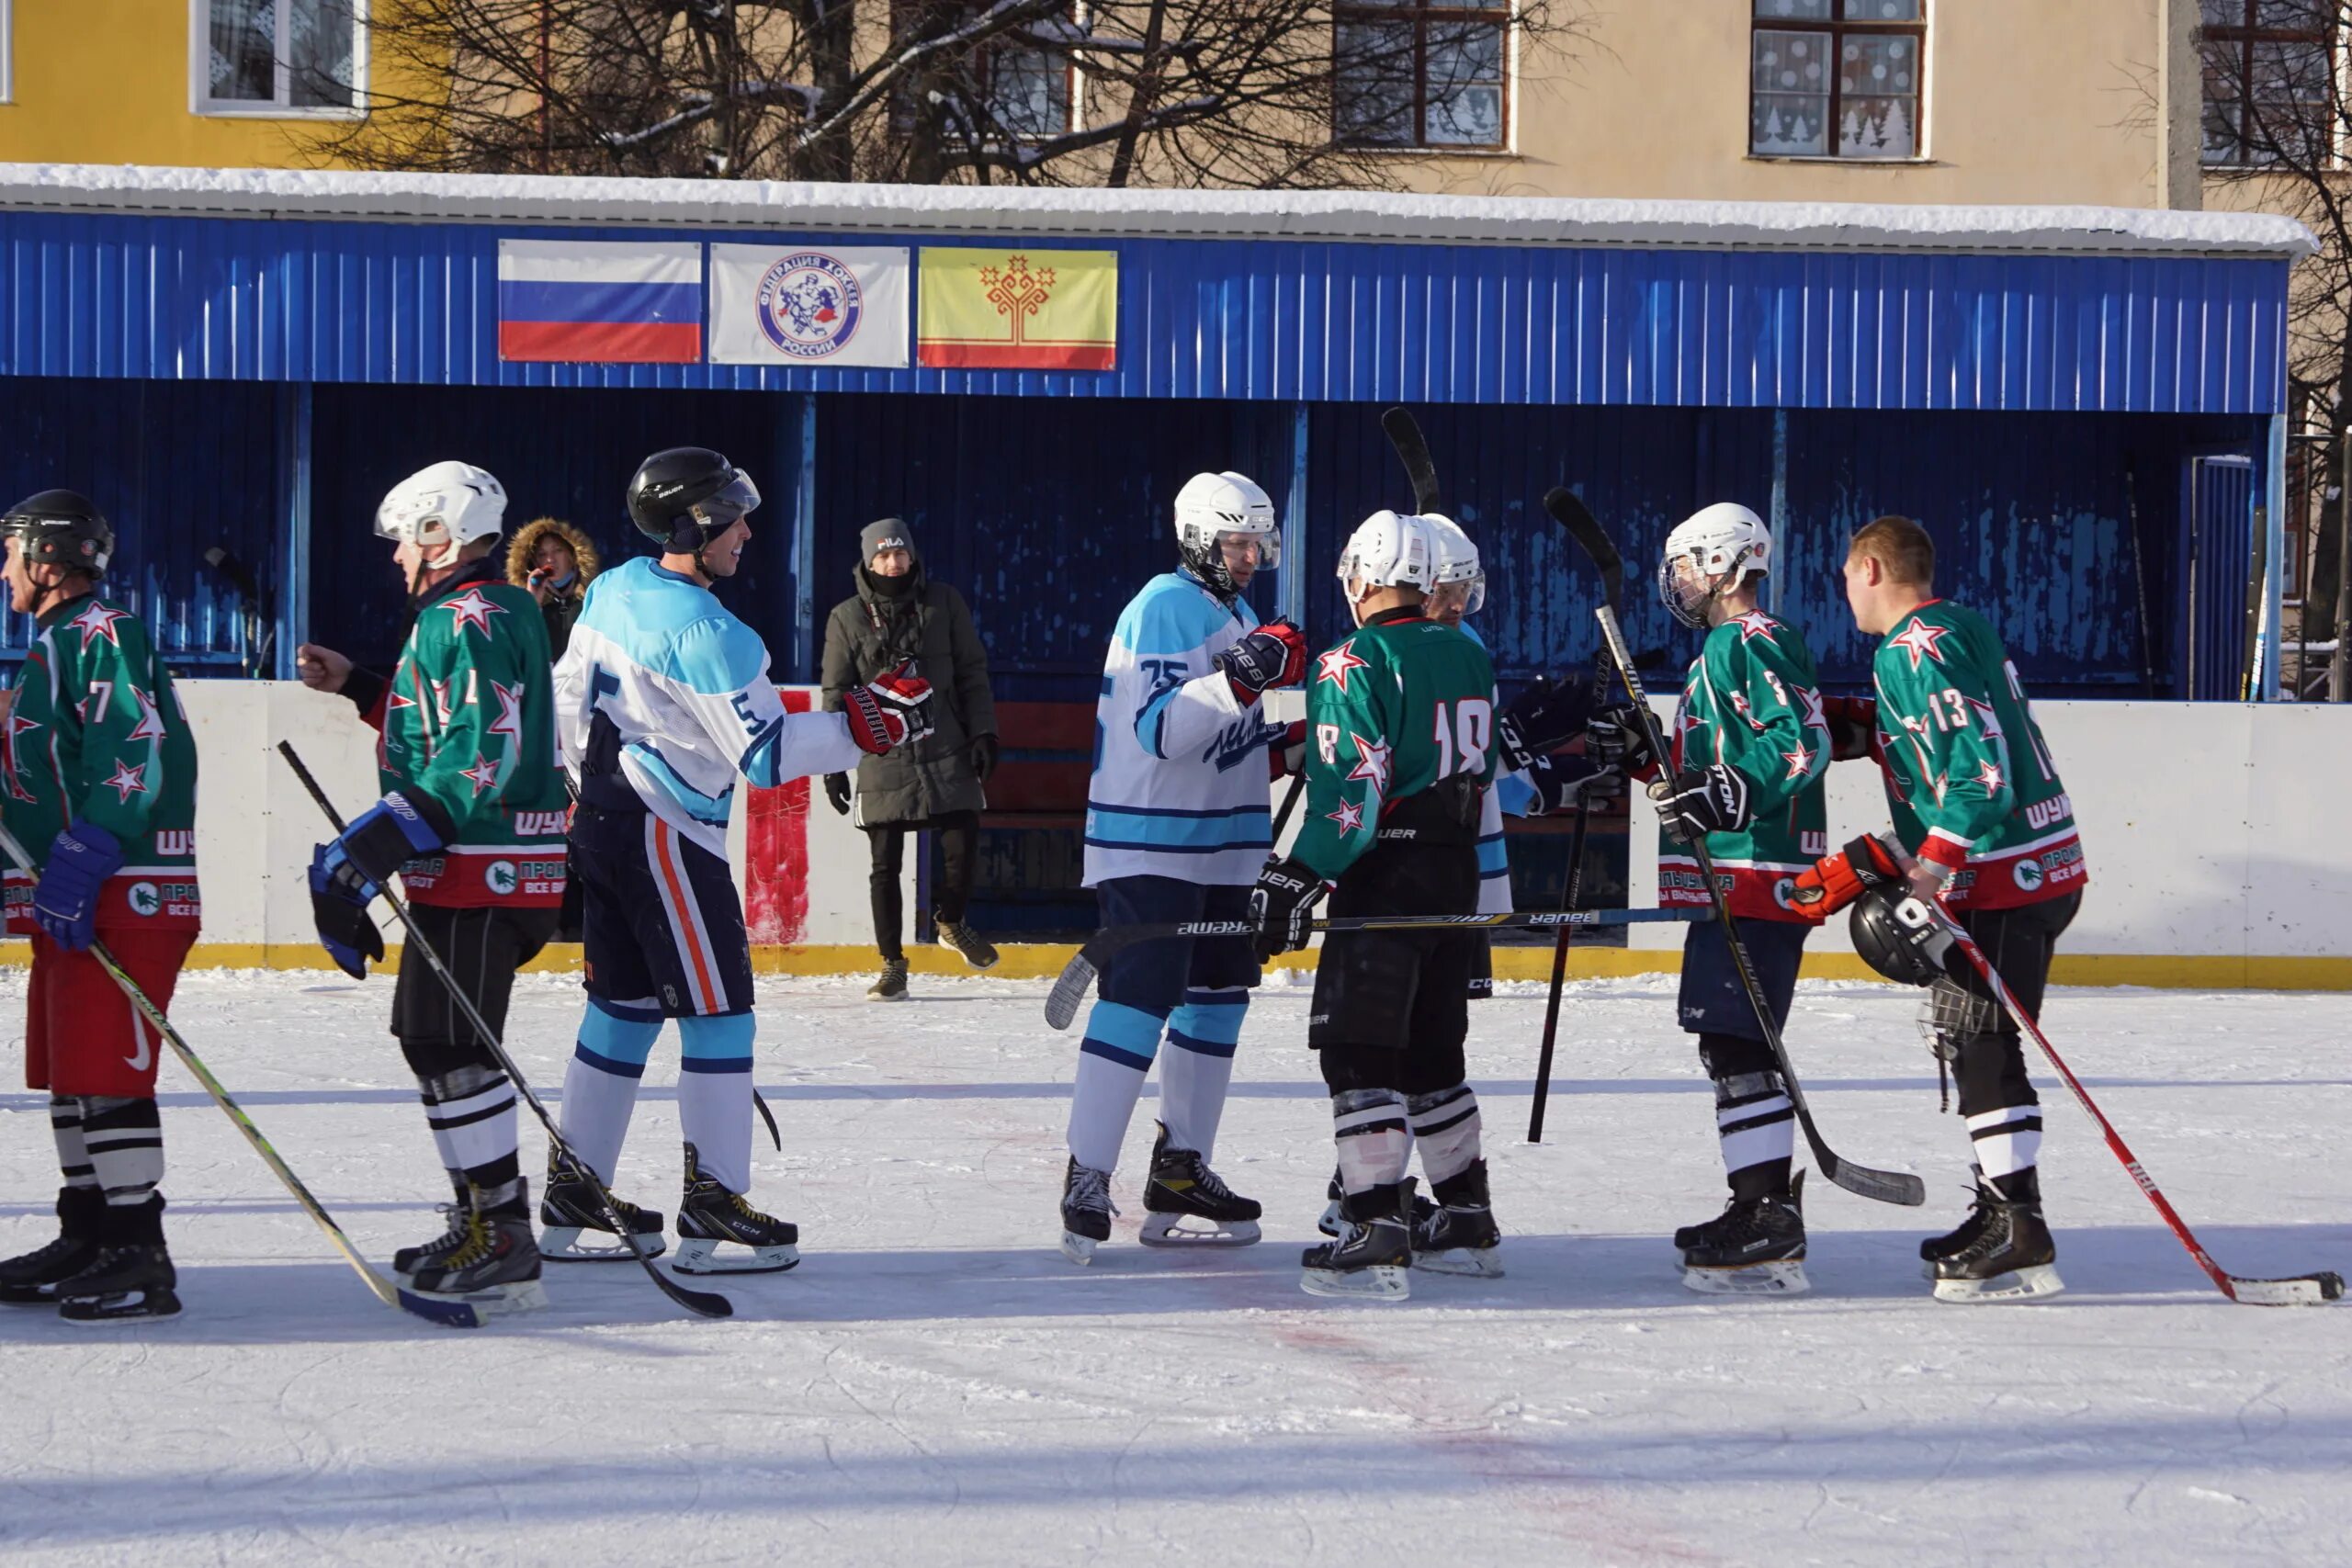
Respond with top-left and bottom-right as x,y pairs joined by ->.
917,248 -> 1117,370
496,239 -> 704,363
708,244 -> 910,368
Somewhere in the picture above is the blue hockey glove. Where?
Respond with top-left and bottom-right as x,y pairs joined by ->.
310,792 -> 448,978
31,821 -> 123,953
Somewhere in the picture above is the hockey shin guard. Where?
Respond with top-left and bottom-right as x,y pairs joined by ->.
1957,1034 -> 2041,1183
421,1063 -> 524,1213
1069,1000 -> 1169,1173
677,1012 -> 757,1195
51,1094 -> 97,1191
1406,1083 -> 1484,1189
561,997 -> 664,1184
1331,1089 -> 1412,1197
1159,987 -> 1246,1159
79,1096 -> 164,1208
1701,1032 -> 1795,1202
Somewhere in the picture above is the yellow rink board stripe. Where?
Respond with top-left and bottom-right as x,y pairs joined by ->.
2,941 -> 2346,992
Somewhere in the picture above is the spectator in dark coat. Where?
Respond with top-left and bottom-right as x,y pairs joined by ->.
820,518 -> 999,1000
504,517 -> 600,662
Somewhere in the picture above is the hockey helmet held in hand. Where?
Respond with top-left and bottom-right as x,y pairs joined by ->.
1423,513 -> 1486,618
629,447 -> 763,554
376,461 -> 508,567
2,489 -> 114,578
1336,509 -> 1440,604
1849,886 -> 1956,987
1173,470 -> 1279,603
1659,501 -> 1772,629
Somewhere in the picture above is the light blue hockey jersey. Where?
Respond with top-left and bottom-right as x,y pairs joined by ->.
1462,621 -> 1516,914
553,558 -> 864,859
1083,570 -> 1283,887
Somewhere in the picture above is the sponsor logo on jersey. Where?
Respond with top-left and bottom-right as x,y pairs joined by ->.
2013,856 -> 2045,892
127,881 -> 161,917
155,829 -> 195,858
522,857 -> 568,897
485,861 -> 519,897
514,810 -> 570,840
1205,715 -> 1287,773
2024,793 -> 2074,831
1799,830 -> 1828,857
755,251 -> 865,359
1772,875 -> 1796,910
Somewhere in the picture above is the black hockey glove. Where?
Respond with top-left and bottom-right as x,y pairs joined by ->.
822,773 -> 853,816
1248,855 -> 1325,964
1522,752 -> 1623,816
1584,705 -> 1655,774
1648,763 -> 1753,844
1496,671 -> 1598,773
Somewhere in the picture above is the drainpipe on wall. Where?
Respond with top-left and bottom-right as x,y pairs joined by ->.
2156,0 -> 2203,210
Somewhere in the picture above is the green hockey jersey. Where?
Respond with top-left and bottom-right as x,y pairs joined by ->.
366,563 -> 568,909
2,594 -> 201,931
1293,608 -> 1496,885
1659,609 -> 1832,922
1870,599 -> 2086,910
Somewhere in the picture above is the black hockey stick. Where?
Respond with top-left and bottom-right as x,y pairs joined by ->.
1546,487 -> 1925,1207
1381,406 -> 1443,513
1921,903 -> 2342,1305
0,821 -> 480,1328
277,742 -> 733,1320
1046,907 -> 1709,1032
1525,796 -> 1592,1145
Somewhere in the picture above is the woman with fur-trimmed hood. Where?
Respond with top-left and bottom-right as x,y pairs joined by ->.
504,517 -> 602,660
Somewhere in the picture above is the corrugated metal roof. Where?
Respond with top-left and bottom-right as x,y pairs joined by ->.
0,163 -> 2317,259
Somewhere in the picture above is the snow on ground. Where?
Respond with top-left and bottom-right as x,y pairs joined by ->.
0,967 -> 2346,1567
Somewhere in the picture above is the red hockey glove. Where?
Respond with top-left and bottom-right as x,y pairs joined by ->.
1216,620 -> 1309,704
1789,832 -> 1905,917
846,660 -> 933,755
1823,694 -> 1879,762
1267,718 -> 1307,781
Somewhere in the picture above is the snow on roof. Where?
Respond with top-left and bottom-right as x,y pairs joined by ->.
0,162 -> 2317,260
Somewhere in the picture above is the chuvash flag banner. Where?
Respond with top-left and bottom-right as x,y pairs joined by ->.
708,245 -> 911,368
917,248 -> 1117,370
496,240 -> 704,363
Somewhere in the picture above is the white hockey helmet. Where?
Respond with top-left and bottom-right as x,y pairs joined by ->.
376,460 -> 509,568
1423,513 -> 1486,620
1658,502 -> 1771,629
1173,470 -> 1279,603
1336,509 -> 1440,606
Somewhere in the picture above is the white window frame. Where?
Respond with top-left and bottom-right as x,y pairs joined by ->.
1,1 -> 16,106
189,0 -> 370,120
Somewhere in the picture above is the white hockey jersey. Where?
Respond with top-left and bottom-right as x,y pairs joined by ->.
1083,570 -> 1283,888
554,557 -> 864,859
1461,621 -> 1515,915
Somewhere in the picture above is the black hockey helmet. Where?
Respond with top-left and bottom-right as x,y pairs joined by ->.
627,447 -> 761,554
2,490 -> 114,578
1849,886 -> 1953,987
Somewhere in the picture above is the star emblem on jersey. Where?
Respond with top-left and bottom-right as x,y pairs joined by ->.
1325,796 -> 1366,835
102,760 -> 149,803
1346,733 -> 1393,791
487,680 -> 526,740
1964,694 -> 2005,739
460,754 -> 503,796
125,686 -> 168,743
441,588 -> 506,637
1972,759 -> 2005,794
1887,618 -> 1951,671
1,711 -> 40,804
67,600 -> 130,647
1730,610 -> 1778,643
1781,741 -> 1815,781
1316,640 -> 1370,694
1795,685 -> 1828,736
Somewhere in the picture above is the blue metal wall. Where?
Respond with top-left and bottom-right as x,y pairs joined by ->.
2187,455 -> 2258,700
0,212 -> 2292,414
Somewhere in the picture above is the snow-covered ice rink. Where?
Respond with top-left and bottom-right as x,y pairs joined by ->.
1,966 -> 2345,1567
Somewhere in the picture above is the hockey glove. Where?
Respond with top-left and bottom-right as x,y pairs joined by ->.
309,791 -> 449,979
1215,619 -> 1308,704
1267,718 -> 1308,781
1648,763 -> 1754,844
1585,705 -> 1656,775
1496,671 -> 1598,773
968,733 -> 1000,783
1789,831 -> 1905,917
1823,694 -> 1879,762
1249,855 -> 1325,964
30,821 -> 123,953
1521,752 -> 1623,817
846,661 -> 934,755
822,773 -> 853,816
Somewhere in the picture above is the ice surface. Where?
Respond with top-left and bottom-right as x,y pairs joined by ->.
1,968 -> 2345,1566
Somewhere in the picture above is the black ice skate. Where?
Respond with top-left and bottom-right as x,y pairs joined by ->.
1679,1172 -> 1808,1296
1412,1163 -> 1503,1278
1931,1188 -> 2064,1303
407,1184 -> 548,1319
934,919 -> 1000,971
0,1186 -> 104,1306
1139,1123 -> 1261,1247
391,1180 -> 469,1284
673,1143 -> 799,1275
1918,1168 -> 1996,1275
1302,1180 -> 1414,1302
1059,1157 -> 1115,1265
1317,1169 -> 1343,1237
540,1147 -> 666,1262
54,1196 -> 181,1325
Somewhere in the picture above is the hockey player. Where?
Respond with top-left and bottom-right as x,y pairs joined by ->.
1060,471 -> 1306,1264
1792,513 -> 2086,1303
298,461 -> 570,1317
550,447 -> 932,1274
0,492 -> 200,1323
1641,503 -> 1834,1295
1253,510 -> 1499,1300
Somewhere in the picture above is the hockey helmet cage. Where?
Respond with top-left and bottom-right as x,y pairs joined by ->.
2,490 -> 114,578
1659,502 -> 1772,629
629,447 -> 763,554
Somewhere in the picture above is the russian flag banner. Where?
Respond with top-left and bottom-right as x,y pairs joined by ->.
497,239 -> 705,363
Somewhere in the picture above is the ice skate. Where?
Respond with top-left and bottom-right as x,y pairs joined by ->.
406,1184 -> 548,1318
540,1147 -> 666,1262
1317,1169 -> 1343,1237
0,1187 -> 104,1306
55,1197 -> 181,1325
1139,1122 -> 1261,1247
1302,1181 -> 1413,1301
673,1143 -> 799,1275
1060,1157 -> 1115,1264
934,919 -> 999,971
1679,1174 -> 1808,1296
1932,1190 -> 2064,1303
1412,1164 -> 1503,1278
867,958 -> 910,1001
1917,1169 -> 1997,1277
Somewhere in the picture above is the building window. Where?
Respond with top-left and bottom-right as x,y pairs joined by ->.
198,0 -> 364,115
890,1 -> 1074,142
1334,0 -> 1510,151
1749,0 -> 1924,160
2200,1 -> 2334,167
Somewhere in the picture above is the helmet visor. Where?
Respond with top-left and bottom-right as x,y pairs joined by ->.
692,470 -> 763,531
1218,528 -> 1278,572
